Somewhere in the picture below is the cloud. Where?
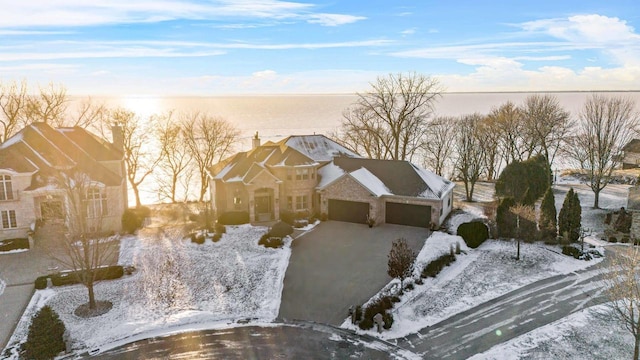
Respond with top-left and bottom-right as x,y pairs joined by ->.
0,39 -> 392,62
0,1 -> 362,28
307,13 -> 365,26
252,69 -> 277,78
401,28 -> 416,36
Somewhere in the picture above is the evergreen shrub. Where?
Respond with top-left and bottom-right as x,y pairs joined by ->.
457,221 -> 489,248
23,306 -> 66,360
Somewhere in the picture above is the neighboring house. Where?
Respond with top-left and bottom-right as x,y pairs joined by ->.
622,139 -> 640,169
0,122 -> 127,241
208,134 -> 454,228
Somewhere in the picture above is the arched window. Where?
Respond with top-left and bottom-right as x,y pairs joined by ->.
0,175 -> 13,201
86,188 -> 107,218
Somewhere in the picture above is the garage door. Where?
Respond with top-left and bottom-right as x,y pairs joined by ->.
385,202 -> 431,227
328,199 -> 369,224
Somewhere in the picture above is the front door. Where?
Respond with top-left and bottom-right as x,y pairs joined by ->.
254,190 -> 273,221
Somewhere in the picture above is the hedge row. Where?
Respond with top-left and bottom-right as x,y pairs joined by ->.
421,253 -> 456,278
35,266 -> 125,290
0,238 -> 29,252
218,211 -> 250,225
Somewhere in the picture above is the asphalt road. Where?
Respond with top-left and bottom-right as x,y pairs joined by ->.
91,322 -> 414,360
278,221 -> 428,325
398,247 -> 619,359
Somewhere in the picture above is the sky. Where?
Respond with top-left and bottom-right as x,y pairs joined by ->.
1,0 -> 640,95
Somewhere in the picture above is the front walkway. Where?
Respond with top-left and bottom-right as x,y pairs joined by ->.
278,221 -> 428,325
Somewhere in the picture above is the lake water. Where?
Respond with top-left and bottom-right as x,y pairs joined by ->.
97,91 -> 640,151
83,91 -> 640,204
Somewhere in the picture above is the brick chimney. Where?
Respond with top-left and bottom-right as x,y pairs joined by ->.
252,131 -> 260,149
112,125 -> 124,152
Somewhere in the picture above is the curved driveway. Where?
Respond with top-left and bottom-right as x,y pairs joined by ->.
278,221 -> 429,325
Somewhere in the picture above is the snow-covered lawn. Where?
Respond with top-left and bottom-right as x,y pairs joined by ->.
0,278 -> 5,297
2,224 -> 292,357
343,230 -> 604,339
469,304 -> 633,360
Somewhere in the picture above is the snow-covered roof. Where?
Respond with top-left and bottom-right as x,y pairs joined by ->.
281,135 -> 360,162
350,167 -> 392,197
320,156 -> 454,200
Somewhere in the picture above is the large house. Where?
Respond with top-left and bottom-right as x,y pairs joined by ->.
0,122 -> 127,241
208,134 -> 454,228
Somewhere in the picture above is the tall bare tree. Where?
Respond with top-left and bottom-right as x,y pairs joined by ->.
521,94 -> 573,168
0,80 -> 28,143
333,106 -> 386,159
25,82 -> 69,125
44,169 -> 119,311
488,101 -> 528,164
182,112 -> 239,202
478,115 -> 502,180
155,112 -> 193,203
421,116 -> 457,176
109,108 -> 161,207
573,95 -> 639,208
455,114 -> 485,202
605,247 -> 640,360
336,72 -> 442,161
69,97 -> 109,131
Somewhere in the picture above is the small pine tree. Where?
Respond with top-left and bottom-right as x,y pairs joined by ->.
387,238 -> 417,294
539,187 -> 558,241
23,305 -> 66,360
559,188 -> 582,242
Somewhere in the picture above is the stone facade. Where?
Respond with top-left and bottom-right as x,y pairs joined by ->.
319,175 -> 383,224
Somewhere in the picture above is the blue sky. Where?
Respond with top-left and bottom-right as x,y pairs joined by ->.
1,0 -> 639,95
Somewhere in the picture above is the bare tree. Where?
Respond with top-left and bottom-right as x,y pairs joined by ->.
488,101 -> 528,164
0,80 -> 28,143
155,111 -> 193,203
455,114 -> 485,202
573,95 -> 639,208
421,116 -> 457,176
109,108 -> 161,207
387,238 -> 417,294
68,97 -> 109,131
477,115 -> 502,180
333,106 -> 386,159
182,112 -> 239,202
336,72 -> 442,161
44,169 -> 119,311
521,94 -> 573,168
25,82 -> 69,125
605,246 -> 640,360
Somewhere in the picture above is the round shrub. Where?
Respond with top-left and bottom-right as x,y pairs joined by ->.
34,276 -> 48,290
270,221 -> 293,238
218,211 -> 250,225
122,206 -> 150,234
457,221 -> 489,248
23,305 -> 66,360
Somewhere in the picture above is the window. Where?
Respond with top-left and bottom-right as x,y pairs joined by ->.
1,210 -> 17,229
86,188 -> 107,218
233,196 -> 242,205
296,195 -> 308,210
0,175 -> 13,201
296,168 -> 309,180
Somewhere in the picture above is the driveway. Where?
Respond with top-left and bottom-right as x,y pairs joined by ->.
278,221 -> 428,325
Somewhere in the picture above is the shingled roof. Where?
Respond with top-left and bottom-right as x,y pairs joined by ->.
210,135 -> 359,183
623,139 -> 640,153
318,156 -> 454,200
0,122 -> 123,188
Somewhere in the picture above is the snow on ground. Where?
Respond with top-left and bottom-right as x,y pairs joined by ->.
0,278 -> 5,297
349,234 -> 604,340
3,224 -> 293,356
342,175 -> 619,341
0,249 -> 29,255
469,304 -> 632,360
